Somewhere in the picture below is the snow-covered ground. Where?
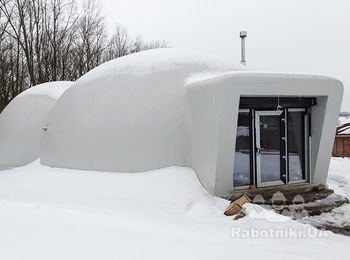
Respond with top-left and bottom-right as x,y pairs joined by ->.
300,157 -> 350,232
0,160 -> 349,259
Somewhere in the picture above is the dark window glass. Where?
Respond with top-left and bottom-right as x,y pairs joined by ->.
234,112 -> 251,186
259,114 -> 282,183
288,111 -> 305,181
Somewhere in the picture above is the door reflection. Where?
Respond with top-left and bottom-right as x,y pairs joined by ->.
234,112 -> 251,186
259,114 -> 281,183
288,111 -> 305,181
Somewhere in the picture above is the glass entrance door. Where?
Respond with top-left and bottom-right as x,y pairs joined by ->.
255,111 -> 286,187
233,107 -> 310,189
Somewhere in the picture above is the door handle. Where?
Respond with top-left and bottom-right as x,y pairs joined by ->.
256,148 -> 265,155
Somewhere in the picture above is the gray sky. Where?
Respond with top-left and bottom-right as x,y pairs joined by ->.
99,0 -> 350,111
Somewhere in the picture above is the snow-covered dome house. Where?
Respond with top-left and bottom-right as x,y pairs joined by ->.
41,49 -> 343,196
0,81 -> 72,168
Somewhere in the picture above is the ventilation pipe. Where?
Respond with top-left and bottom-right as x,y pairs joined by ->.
240,31 -> 247,65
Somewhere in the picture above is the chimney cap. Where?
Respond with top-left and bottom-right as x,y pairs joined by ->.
240,31 -> 247,38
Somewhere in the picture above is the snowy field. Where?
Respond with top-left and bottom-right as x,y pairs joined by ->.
0,159 -> 350,259
300,157 -> 350,233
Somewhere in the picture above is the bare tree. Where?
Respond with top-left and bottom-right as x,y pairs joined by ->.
44,0 -> 78,81
0,1 -> 27,111
104,26 -> 168,61
74,0 -> 106,77
0,31 -> 27,111
0,0 -> 168,113
104,24 -> 131,60
0,0 -> 37,85
0,0 -> 8,38
142,40 -> 168,50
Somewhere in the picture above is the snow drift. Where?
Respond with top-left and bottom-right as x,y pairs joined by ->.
0,160 -> 349,260
0,81 -> 72,167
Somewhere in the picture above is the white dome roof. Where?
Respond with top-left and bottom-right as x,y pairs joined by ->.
41,48 -> 240,172
0,81 -> 72,167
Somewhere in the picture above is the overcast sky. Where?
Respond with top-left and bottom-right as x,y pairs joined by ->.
98,0 -> 350,111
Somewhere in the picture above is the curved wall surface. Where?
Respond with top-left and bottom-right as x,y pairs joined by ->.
35,49 -> 343,196
40,49 -> 238,172
0,81 -> 72,167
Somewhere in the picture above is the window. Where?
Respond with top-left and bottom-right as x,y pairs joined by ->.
233,111 -> 251,186
288,110 -> 307,181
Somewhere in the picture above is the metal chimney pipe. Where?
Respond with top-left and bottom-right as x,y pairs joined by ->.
240,31 -> 247,65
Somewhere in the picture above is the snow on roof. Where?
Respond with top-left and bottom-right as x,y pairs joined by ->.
0,81 -> 73,167
41,49 -> 241,174
77,48 -> 241,85
338,116 -> 350,125
338,116 -> 350,134
184,71 -> 237,86
15,81 -> 73,101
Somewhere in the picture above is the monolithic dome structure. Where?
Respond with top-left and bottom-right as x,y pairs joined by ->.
0,81 -> 72,168
41,49 -> 238,174
40,49 -> 343,196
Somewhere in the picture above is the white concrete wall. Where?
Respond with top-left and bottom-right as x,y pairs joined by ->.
37,50 -> 342,196
187,72 -> 343,196
41,73 -> 190,172
0,96 -> 55,166
186,80 -> 222,194
40,49 -> 238,173
0,82 -> 72,167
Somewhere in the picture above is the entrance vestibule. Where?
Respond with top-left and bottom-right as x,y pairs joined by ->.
233,97 -> 313,188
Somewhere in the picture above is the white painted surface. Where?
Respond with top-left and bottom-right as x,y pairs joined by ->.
39,49 -> 342,196
0,82 -> 72,167
15,81 -> 72,100
41,49 -> 239,175
188,72 -> 343,195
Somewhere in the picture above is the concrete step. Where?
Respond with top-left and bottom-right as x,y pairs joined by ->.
260,193 -> 349,217
230,184 -> 333,205
229,184 -> 349,217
